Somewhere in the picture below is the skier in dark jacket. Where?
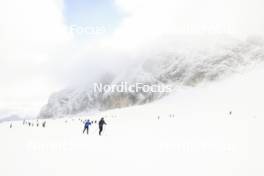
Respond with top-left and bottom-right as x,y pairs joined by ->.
98,118 -> 107,136
83,119 -> 92,134
42,121 -> 46,128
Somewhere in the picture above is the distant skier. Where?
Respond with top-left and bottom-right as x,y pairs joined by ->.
98,118 -> 107,136
42,121 -> 46,128
83,119 -> 92,135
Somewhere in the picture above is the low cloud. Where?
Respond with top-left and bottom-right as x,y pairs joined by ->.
1,0 -> 264,118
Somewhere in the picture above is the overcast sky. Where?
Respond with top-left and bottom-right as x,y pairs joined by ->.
0,0 -> 264,117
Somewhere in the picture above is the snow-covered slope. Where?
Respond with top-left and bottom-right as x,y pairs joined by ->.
39,37 -> 264,118
1,65 -> 264,176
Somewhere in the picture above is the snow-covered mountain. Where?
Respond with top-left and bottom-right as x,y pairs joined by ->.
0,109 -> 34,123
0,114 -> 21,123
39,37 -> 264,118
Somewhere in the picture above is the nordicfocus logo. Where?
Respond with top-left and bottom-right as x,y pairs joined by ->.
94,82 -> 172,93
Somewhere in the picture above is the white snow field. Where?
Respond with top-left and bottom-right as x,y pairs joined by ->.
1,67 -> 264,176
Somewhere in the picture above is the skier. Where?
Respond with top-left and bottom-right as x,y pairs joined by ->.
83,119 -> 92,135
42,121 -> 46,128
98,118 -> 107,136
